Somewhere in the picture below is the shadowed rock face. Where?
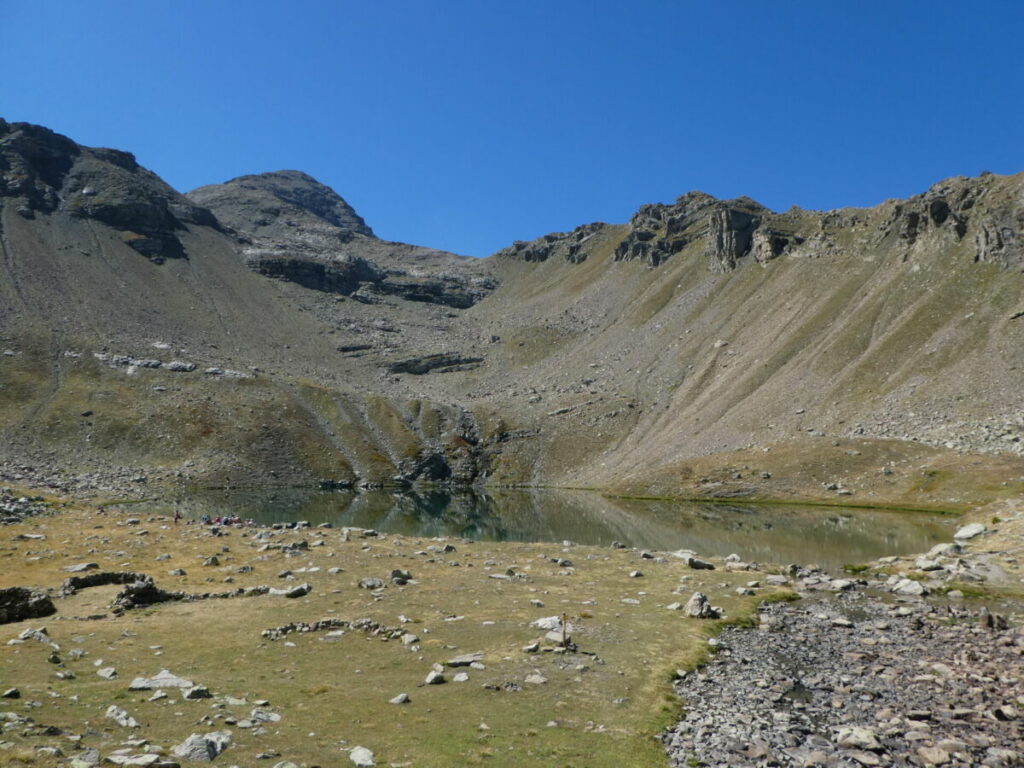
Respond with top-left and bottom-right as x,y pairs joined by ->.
0,119 -> 215,262
247,253 -> 384,294
0,587 -> 56,624
386,353 -> 485,375
496,222 -> 609,265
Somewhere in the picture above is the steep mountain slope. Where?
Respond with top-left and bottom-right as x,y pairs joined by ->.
2,118 -> 1023,506
463,173 -> 1024,496
0,120 -> 495,488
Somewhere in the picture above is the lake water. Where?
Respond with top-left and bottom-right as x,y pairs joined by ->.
123,488 -> 952,569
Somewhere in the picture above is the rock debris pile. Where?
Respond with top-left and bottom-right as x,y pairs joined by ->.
664,594 -> 1024,767
0,488 -> 48,524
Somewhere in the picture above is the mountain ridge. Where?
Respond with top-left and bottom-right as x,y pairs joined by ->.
2,118 -> 1024,507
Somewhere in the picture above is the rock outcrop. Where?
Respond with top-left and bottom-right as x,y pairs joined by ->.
0,119 -> 216,262
248,252 -> 383,294
188,170 -> 496,308
385,353 -> 484,375
495,222 -> 608,264
0,586 -> 56,624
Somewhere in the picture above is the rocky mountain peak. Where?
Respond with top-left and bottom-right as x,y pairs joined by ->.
187,169 -> 375,242
185,167 -> 492,309
0,119 -> 217,262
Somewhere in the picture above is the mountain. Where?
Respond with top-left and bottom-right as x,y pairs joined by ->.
2,118 -> 1023,507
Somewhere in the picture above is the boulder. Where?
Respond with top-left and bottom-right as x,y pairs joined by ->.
128,669 -> 194,690
104,705 -> 139,728
530,616 -> 563,631
171,731 -> 231,762
0,586 -> 56,624
835,726 -> 881,751
892,578 -> 928,596
684,592 -> 720,619
446,652 -> 483,667
63,562 -> 99,573
105,755 -> 160,767
389,569 -> 412,585
685,556 -> 715,571
953,523 -> 986,540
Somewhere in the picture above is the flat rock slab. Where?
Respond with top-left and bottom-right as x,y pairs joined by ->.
129,669 -> 195,690
63,562 -> 100,573
954,523 -> 986,540
446,652 -> 484,667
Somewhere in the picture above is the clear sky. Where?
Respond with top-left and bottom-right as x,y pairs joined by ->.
4,1 -> 1022,256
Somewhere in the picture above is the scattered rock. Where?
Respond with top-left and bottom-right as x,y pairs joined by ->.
836,726 -> 881,751
953,523 -> 986,540
685,556 -> 715,571
128,670 -> 195,690
105,705 -> 139,728
171,731 -> 232,761
63,562 -> 100,573
268,582 -> 311,598
684,592 -> 719,619
446,652 -> 484,667
664,592 -> 1024,767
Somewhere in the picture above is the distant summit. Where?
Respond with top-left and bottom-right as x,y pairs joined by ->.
188,169 -> 374,242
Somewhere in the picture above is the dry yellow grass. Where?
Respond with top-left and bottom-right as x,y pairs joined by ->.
0,497 -> 781,767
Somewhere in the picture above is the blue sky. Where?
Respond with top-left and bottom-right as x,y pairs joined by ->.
5,1 -> 1022,256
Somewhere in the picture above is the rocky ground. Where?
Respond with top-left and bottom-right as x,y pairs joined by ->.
664,594 -> 1023,768
663,511 -> 1024,768
0,487 -> 50,524
0,462 -> 165,500
1,487 -> 1022,767
0,496 -> 780,768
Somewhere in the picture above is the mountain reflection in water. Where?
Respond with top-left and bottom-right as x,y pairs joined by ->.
128,488 -> 950,569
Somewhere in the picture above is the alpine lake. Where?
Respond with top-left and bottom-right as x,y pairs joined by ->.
116,487 -> 950,571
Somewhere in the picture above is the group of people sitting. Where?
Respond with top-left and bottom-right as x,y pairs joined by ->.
197,513 -> 253,526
